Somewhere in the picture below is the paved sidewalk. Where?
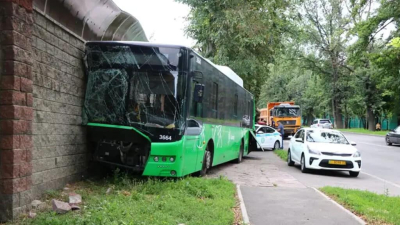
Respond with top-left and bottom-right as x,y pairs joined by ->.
241,186 -> 360,225
209,150 -> 363,225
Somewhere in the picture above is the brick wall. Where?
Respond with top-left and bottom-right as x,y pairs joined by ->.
31,12 -> 87,199
0,0 -> 34,220
0,1 -> 89,221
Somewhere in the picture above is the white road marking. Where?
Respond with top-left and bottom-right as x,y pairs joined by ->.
312,188 -> 366,225
362,172 -> 400,189
236,185 -> 250,224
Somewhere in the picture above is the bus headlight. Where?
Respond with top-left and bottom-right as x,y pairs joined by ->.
154,156 -> 159,162
170,157 -> 175,162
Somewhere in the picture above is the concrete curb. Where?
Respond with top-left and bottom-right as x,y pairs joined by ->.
341,131 -> 386,138
312,188 -> 366,225
236,185 -> 250,225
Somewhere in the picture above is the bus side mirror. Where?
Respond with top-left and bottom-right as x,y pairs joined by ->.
193,83 -> 204,103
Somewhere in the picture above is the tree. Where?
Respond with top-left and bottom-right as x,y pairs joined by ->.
293,0 -> 352,128
176,0 -> 290,101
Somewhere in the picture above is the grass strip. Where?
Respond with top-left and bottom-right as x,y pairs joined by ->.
274,149 -> 288,161
11,173 -> 237,225
320,186 -> 400,225
338,128 -> 388,136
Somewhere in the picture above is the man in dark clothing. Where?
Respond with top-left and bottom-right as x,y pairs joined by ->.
277,121 -> 284,149
271,117 -> 275,128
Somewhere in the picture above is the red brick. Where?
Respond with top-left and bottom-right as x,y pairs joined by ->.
0,76 -> 20,90
20,77 -> 32,93
0,90 -> 26,105
0,105 -> 32,120
25,176 -> 32,188
24,149 -> 32,162
0,149 -> 23,164
26,93 -> 32,106
19,135 -> 32,149
0,120 -> 32,135
19,0 -> 32,12
3,61 -> 30,78
0,164 -> 19,179
0,177 -> 27,194
0,135 -> 20,150
19,162 -> 31,177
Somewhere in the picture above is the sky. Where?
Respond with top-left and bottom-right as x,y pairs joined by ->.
113,0 -> 196,47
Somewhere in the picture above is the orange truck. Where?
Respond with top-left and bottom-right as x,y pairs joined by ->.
259,102 -> 301,137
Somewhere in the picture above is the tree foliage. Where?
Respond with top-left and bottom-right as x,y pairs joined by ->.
176,0 -> 290,100
180,0 -> 400,130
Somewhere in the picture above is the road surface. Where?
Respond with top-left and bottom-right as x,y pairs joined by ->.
279,132 -> 400,195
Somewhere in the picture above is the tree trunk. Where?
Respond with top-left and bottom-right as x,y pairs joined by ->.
307,113 -> 314,126
332,98 -> 343,128
367,106 -> 375,131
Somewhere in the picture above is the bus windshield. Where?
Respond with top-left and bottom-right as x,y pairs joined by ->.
274,108 -> 300,117
83,44 -> 186,132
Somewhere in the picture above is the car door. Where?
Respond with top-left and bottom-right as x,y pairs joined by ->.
256,127 -> 269,149
311,120 -> 318,128
394,126 -> 400,144
265,127 -> 276,148
291,129 -> 304,162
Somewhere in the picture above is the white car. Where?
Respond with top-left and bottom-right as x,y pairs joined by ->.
287,128 -> 361,177
310,119 -> 333,129
255,125 -> 282,150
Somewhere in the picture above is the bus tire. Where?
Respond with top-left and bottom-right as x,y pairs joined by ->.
235,140 -> 244,164
200,146 -> 211,176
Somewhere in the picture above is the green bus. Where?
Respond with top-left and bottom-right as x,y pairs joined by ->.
83,41 -> 257,177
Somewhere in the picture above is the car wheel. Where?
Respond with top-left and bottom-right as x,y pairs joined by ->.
386,136 -> 392,146
287,150 -> 294,166
273,141 -> 280,150
301,154 -> 308,173
349,171 -> 359,177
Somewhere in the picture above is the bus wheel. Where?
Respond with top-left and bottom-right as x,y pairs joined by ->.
235,141 -> 244,164
200,147 -> 211,176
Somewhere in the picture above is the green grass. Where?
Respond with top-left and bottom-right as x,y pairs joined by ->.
274,149 -> 288,161
338,128 -> 388,136
11,172 -> 237,225
321,187 -> 400,225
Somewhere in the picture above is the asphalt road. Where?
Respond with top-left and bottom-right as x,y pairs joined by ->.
281,132 -> 400,196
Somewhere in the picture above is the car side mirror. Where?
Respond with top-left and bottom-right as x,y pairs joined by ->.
257,131 -> 264,134
295,138 -> 303,143
350,141 -> 356,146
288,135 -> 293,139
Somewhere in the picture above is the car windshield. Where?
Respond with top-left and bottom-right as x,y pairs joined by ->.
319,120 -> 330,124
83,44 -> 186,133
306,130 -> 349,144
275,108 -> 300,117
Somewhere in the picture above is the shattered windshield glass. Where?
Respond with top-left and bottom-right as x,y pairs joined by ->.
275,108 -> 300,117
83,44 -> 186,134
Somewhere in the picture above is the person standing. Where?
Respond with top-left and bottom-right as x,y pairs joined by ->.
271,117 -> 275,128
277,121 -> 284,149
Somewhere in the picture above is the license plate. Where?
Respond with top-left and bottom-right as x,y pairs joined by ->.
328,160 -> 346,165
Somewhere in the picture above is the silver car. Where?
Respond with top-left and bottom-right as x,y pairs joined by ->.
310,119 -> 333,129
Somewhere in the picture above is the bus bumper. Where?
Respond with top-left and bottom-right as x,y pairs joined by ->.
142,141 -> 184,177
